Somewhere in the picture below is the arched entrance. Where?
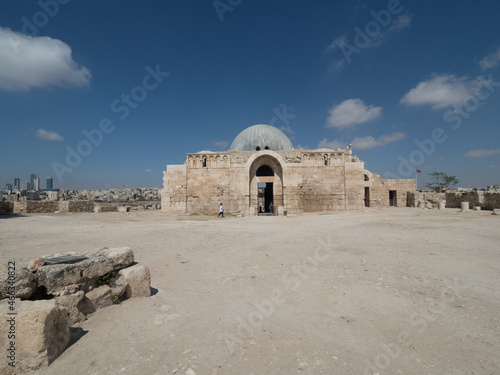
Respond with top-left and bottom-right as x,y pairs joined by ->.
257,165 -> 274,213
249,155 -> 283,215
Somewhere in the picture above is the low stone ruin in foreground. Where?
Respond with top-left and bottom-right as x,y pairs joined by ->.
0,247 -> 151,374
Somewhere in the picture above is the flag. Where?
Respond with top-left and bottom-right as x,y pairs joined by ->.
416,169 -> 421,173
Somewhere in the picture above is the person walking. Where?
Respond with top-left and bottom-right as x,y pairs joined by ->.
218,203 -> 224,218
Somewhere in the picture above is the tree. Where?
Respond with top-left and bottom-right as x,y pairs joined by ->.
425,172 -> 459,192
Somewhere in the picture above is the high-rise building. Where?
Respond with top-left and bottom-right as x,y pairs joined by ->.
34,177 -> 40,191
46,177 -> 53,190
14,178 -> 20,190
22,181 -> 31,191
5,183 -> 13,191
30,174 -> 37,190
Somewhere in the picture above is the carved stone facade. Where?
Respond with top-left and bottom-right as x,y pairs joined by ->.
162,145 -> 415,215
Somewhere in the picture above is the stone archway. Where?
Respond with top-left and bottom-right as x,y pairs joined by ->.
248,154 -> 283,215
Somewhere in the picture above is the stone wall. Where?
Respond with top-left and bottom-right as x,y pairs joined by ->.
162,164 -> 187,213
292,166 -> 348,213
94,204 -> 118,213
446,191 -> 500,210
186,166 -> 232,214
415,192 -> 446,207
368,174 -> 415,207
13,200 -> 59,214
59,200 -> 95,213
0,202 -> 13,215
8,200 -> 160,215
484,193 -> 500,210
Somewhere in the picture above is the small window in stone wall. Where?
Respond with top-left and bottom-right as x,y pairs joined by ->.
264,146 -> 269,150
364,174 -> 369,181
256,147 -> 261,151
203,158 -> 207,168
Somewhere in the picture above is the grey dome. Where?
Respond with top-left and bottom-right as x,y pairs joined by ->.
229,124 -> 293,151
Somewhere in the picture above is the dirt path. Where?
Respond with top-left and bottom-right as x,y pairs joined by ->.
1,208 -> 499,374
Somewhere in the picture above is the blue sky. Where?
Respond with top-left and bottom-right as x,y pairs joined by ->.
0,0 -> 499,189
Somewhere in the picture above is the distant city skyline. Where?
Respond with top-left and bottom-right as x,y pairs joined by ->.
5,173 -> 55,191
1,2 -> 499,189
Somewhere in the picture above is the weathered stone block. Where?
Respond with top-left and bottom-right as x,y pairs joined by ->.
85,247 -> 134,270
28,257 -> 45,272
0,267 -> 37,300
0,299 -> 70,373
36,256 -> 114,296
118,264 -> 151,298
461,202 -> 469,211
110,274 -> 128,299
77,285 -> 113,314
55,291 -> 86,325
492,209 -> 500,215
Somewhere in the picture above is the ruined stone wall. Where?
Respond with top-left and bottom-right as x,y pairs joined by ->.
13,201 -> 59,213
13,201 -> 95,214
484,193 -> 500,210
13,201 -> 26,213
369,174 -> 415,207
446,191 -> 500,210
415,192 -> 446,204
95,204 -> 118,212
59,201 -> 94,212
0,202 -> 14,215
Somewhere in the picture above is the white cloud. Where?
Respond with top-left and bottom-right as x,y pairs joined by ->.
212,140 -> 228,149
326,35 -> 347,53
326,98 -> 382,129
145,169 -> 152,173
389,14 -> 412,32
317,138 -> 345,149
35,128 -> 63,141
400,74 -> 476,109
0,27 -> 90,91
351,132 -> 406,150
328,59 -> 346,71
369,14 -> 412,48
479,46 -> 500,71
464,149 -> 500,158
326,14 -> 411,53
318,132 -> 405,151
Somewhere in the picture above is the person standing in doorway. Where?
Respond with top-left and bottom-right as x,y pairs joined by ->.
218,203 -> 224,218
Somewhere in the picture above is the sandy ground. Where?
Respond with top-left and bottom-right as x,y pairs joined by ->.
0,207 -> 499,375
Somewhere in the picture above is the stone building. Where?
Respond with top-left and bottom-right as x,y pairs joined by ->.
162,124 -> 415,215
